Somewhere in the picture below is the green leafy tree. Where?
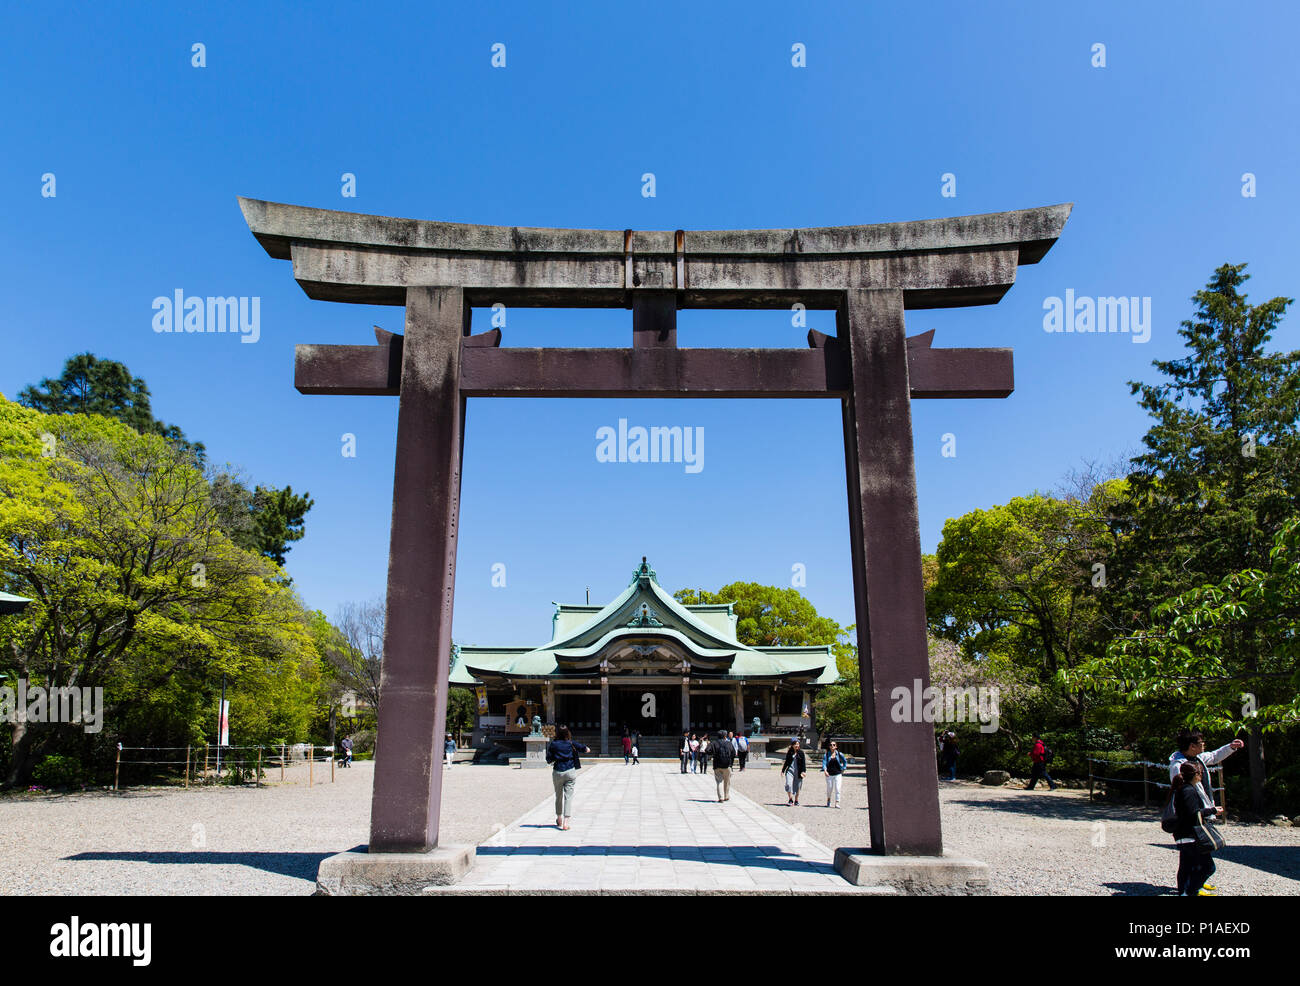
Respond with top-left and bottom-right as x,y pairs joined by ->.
0,397 -> 318,785
1096,263 -> 1299,809
19,352 -> 205,464
673,582 -> 846,650
926,486 -> 1123,726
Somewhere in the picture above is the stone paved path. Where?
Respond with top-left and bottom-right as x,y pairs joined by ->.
443,764 -> 883,894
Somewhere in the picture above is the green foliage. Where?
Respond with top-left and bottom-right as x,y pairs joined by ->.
18,352 -> 205,465
674,582 -> 844,649
0,395 -> 328,786
31,753 -> 83,788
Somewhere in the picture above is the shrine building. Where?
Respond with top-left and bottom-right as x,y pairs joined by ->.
451,559 -> 837,756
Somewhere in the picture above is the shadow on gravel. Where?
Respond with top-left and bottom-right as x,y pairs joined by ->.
1212,844 -> 1300,880
1102,881 -> 1173,896
64,851 -> 333,880
948,794 -> 1152,823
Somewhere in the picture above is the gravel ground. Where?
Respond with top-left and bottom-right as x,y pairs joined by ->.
0,762 -> 554,896
5,761 -> 1297,895
728,766 -> 1300,895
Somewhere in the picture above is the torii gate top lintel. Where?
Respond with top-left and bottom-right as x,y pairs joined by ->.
238,196 -> 1071,310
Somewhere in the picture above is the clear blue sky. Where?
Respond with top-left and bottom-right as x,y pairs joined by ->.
3,2 -> 1297,647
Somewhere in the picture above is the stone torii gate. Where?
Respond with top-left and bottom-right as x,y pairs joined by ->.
239,197 -> 1069,890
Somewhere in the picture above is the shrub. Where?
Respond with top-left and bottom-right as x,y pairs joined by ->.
32,754 -> 83,788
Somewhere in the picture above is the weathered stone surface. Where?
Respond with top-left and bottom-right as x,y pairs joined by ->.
239,196 -> 1070,309
833,849 -> 991,896
982,770 -> 1010,786
315,846 -> 475,895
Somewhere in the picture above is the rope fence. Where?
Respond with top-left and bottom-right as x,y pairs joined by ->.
1086,756 -> 1225,812
111,743 -> 352,790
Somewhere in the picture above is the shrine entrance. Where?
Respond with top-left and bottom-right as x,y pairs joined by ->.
240,196 -> 1070,858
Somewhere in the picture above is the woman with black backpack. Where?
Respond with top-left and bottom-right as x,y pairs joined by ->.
1171,759 -> 1223,896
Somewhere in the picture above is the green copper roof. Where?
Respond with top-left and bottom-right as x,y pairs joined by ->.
0,592 -> 32,615
452,558 -> 834,684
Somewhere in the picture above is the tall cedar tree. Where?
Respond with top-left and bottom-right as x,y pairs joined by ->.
1112,263 -> 1298,809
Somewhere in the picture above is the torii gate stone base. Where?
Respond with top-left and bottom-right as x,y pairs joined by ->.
239,197 -> 1070,895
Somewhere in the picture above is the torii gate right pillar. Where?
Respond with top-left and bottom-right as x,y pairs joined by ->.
840,288 -> 942,855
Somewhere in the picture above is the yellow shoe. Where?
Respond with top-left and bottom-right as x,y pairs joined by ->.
1202,882 -> 1217,891
1197,889 -> 1216,896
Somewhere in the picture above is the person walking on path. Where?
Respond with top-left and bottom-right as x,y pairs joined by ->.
340,736 -> 353,768
545,725 -> 591,830
1170,760 -> 1219,896
689,733 -> 700,773
1024,734 -> 1056,790
782,739 -> 807,806
822,740 -> 847,807
1168,730 -> 1239,892
679,731 -> 691,774
713,729 -> 736,801
698,734 -> 710,775
444,733 -> 456,770
940,732 -> 959,781
736,730 -> 749,771
631,733 -> 640,766
622,729 -> 632,765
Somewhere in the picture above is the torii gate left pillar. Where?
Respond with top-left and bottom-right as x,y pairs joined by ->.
240,196 -> 1070,892
369,286 -> 466,851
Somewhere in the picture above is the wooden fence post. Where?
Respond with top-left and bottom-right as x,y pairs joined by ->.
309,744 -> 314,788
256,747 -> 262,788
204,743 -> 209,778
280,743 -> 285,782
331,747 -> 335,783
1087,759 -> 1094,802
1142,762 -> 1150,808
185,745 -> 191,789
114,746 -> 121,791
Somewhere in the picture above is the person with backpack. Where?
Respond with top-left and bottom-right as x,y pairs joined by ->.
1169,759 -> 1222,895
1025,734 -> 1056,790
545,725 -> 591,830
736,730 -> 749,770
712,729 -> 736,801
782,738 -> 807,806
822,740 -> 847,807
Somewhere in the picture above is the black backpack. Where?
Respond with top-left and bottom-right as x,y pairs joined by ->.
714,739 -> 734,769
